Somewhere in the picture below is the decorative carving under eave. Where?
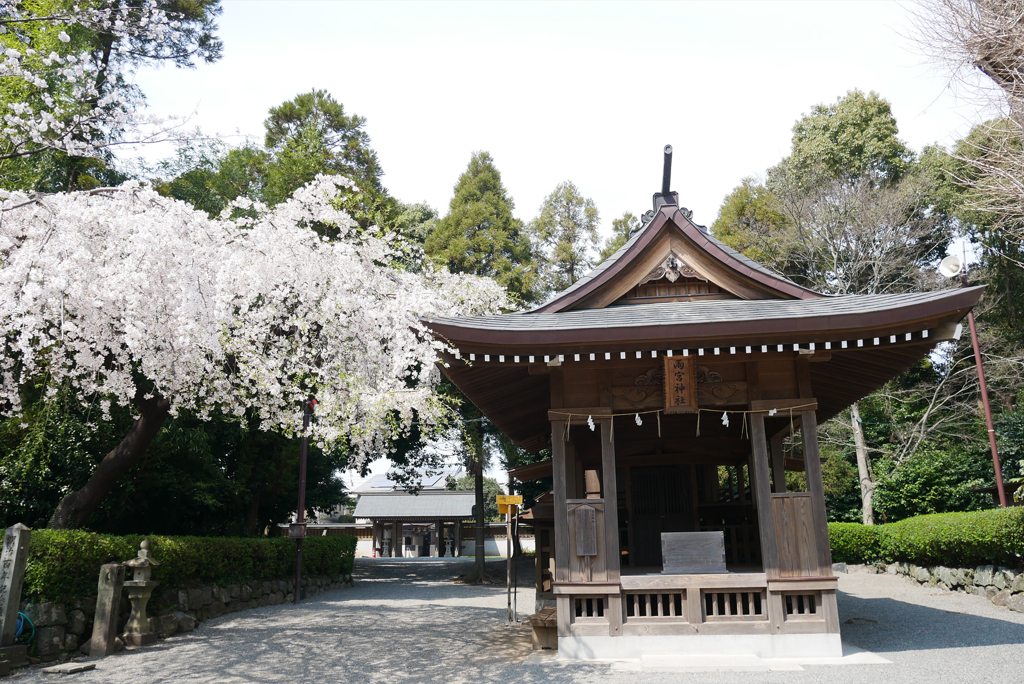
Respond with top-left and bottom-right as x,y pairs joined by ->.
611,385 -> 663,409
630,364 -> 718,388
639,253 -> 707,286
698,383 -> 743,401
695,365 -> 723,384
610,364 -> 748,410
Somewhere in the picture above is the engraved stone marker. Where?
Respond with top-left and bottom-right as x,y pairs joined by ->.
89,563 -> 125,657
0,524 -> 31,669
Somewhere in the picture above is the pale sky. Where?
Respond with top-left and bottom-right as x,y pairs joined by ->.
131,0 -> 994,487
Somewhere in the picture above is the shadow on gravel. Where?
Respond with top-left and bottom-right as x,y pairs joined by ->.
838,590 -> 1024,654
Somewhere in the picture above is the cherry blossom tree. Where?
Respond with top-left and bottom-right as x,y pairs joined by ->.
0,175 -> 508,528
0,0 -> 221,166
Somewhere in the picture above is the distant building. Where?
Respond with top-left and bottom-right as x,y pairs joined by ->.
352,466 -> 474,557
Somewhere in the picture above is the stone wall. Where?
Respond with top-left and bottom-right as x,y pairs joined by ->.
17,572 -> 354,664
840,562 -> 1024,612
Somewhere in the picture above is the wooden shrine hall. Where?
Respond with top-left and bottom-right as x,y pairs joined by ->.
422,150 -> 984,660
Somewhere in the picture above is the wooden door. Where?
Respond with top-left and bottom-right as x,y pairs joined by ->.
630,466 -> 694,568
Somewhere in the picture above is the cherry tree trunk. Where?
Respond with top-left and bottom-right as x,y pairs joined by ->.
49,392 -> 171,529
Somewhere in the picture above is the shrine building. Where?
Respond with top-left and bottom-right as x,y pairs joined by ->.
422,151 -> 983,660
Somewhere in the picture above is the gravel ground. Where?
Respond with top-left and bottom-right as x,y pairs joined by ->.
9,559 -> 1024,683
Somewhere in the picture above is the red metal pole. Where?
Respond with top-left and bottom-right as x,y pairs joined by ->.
966,311 -> 1007,508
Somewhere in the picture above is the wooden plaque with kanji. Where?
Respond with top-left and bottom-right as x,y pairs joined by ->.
664,356 -> 697,414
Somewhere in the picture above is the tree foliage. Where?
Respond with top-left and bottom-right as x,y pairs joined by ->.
530,180 -> 600,294
598,211 -> 639,263
425,151 -> 539,305
446,473 -> 503,522
0,177 -> 508,528
0,0 -> 223,191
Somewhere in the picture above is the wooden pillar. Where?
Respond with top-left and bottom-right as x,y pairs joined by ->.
770,433 -> 786,493
624,466 -> 635,567
371,521 -> 379,557
801,410 -> 833,575
551,419 -> 572,637
749,412 -> 780,579
433,519 -> 441,557
600,417 -> 622,637
690,464 -> 701,532
454,520 -> 462,557
392,520 -> 401,558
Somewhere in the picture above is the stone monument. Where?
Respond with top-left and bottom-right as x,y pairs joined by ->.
0,524 -> 31,673
121,540 -> 160,647
89,563 -> 125,657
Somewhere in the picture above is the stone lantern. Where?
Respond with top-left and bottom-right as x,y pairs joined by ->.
122,540 -> 160,647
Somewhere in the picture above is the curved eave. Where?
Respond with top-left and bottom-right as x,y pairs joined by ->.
426,287 -> 984,350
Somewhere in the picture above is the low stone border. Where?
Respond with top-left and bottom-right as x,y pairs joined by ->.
18,572 -> 354,664
834,562 -> 1024,612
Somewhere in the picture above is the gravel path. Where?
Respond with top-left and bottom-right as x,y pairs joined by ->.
9,560 -> 1024,683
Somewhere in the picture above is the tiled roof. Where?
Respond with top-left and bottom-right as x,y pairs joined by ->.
353,492 -> 476,519
429,289 -> 977,334
351,466 -> 464,493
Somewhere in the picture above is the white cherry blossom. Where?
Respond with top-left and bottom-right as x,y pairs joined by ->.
0,175 -> 509,467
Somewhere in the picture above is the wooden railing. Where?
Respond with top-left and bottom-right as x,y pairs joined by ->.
554,573 -> 839,638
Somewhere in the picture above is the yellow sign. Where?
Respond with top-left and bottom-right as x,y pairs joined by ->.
496,495 -> 523,506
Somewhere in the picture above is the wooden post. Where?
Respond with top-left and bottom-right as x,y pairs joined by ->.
454,520 -> 462,557
690,464 -> 701,530
624,466 -> 635,567
801,410 -> 833,575
749,412 -> 780,580
433,518 -> 441,557
600,417 -> 622,637
551,420 -> 570,585
770,434 -> 786,493
392,521 -> 401,558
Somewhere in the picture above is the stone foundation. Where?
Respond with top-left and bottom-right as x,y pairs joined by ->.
15,572 -> 354,665
838,562 -> 1024,612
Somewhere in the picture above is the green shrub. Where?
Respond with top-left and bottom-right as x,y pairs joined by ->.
879,507 -> 1024,568
828,507 -> 1024,569
24,531 -> 355,603
828,522 -> 884,564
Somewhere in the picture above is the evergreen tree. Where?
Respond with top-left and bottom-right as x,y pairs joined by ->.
263,89 -> 384,200
530,181 -> 600,294
598,211 -> 640,263
425,152 -> 539,305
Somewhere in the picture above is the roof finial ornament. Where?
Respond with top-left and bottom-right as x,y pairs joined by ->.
633,145 -> 697,233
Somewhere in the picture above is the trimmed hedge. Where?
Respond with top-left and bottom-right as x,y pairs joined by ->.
828,522 -> 884,564
24,531 -> 355,603
828,507 -> 1024,569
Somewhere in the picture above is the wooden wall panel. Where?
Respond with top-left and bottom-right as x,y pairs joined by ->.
562,368 -> 601,408
757,360 -> 798,401
772,494 -> 819,578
